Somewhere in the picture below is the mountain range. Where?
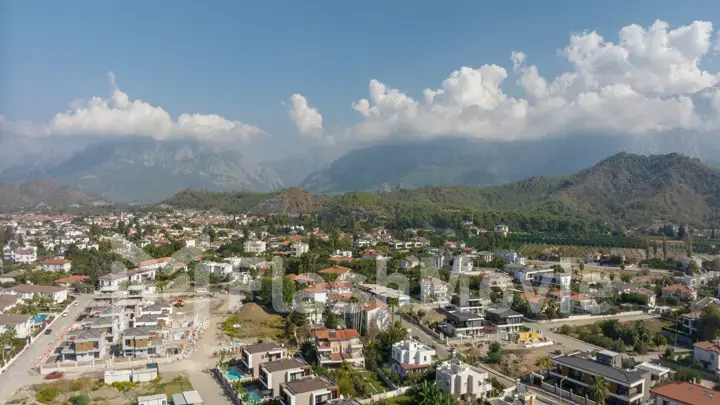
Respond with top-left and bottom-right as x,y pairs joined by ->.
0,137 -> 284,203
0,179 -> 100,212
164,152 -> 720,227
300,133 -> 720,193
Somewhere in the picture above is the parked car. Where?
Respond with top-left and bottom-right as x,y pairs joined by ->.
62,312 -> 68,317
196,288 -> 208,294
44,329 -> 52,335
73,301 -> 79,306
46,371 -> 64,380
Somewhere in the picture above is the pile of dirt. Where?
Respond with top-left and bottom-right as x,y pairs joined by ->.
235,303 -> 277,321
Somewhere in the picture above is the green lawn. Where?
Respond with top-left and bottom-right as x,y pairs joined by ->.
382,394 -> 414,405
152,375 -> 193,396
359,371 -> 391,394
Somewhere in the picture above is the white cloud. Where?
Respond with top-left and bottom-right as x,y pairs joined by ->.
314,20 -> 720,144
2,72 -> 263,141
288,94 -> 324,136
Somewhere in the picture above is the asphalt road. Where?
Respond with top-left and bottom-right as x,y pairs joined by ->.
398,316 -> 451,359
0,293 -> 94,403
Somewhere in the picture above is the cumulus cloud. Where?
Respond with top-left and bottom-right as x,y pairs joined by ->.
2,72 -> 262,141
288,94 -> 324,136
318,20 -> 720,144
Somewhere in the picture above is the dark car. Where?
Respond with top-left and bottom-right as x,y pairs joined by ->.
44,328 -> 52,335
46,371 -> 64,379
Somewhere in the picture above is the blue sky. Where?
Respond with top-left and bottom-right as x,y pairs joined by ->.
2,0 -> 720,143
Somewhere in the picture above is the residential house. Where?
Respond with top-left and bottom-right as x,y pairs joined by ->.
391,339 -> 436,379
54,275 -> 90,289
0,295 -> 20,314
244,239 -> 267,253
494,224 -> 509,236
484,307 -> 524,333
241,342 -> 287,379
139,257 -> 172,271
680,256 -> 703,270
60,329 -> 106,362
314,329 -> 364,368
452,255 -> 474,273
0,314 -> 33,339
514,267 -> 571,289
650,381 -> 718,405
662,284 -> 698,301
450,294 -> 490,314
39,258 -> 72,272
420,277 -> 448,303
635,362 -> 672,387
344,300 -> 389,335
476,251 -> 493,263
279,376 -> 339,405
122,327 -> 162,358
549,351 -> 651,405
628,288 -> 657,308
12,247 -> 37,263
2,284 -> 68,303
357,284 -> 410,307
550,291 -> 598,314
444,311 -> 485,337
399,256 -> 420,269
483,272 -> 513,291
292,242 -> 309,257
302,282 -> 351,304
202,262 -> 233,277
318,266 -> 352,281
436,357 -> 493,400
680,312 -> 702,337
692,341 -> 720,374
260,358 -> 313,398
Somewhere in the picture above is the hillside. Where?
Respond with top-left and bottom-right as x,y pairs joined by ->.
163,153 -> 720,227
0,180 -> 100,212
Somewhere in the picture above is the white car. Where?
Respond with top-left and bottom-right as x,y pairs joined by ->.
62,312 -> 68,317
196,288 -> 208,294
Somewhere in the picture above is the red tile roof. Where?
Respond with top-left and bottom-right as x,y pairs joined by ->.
663,284 -> 695,293
650,382 -> 718,405
319,266 -> 351,275
694,341 -> 720,354
55,275 -> 90,284
314,329 -> 361,341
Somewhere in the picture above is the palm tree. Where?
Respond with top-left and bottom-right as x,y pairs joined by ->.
388,297 -> 399,323
589,376 -> 611,405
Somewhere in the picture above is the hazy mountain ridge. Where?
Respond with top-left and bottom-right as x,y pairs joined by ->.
165,152 -> 720,226
0,179 -> 99,212
300,134 -> 720,193
0,138 -> 285,203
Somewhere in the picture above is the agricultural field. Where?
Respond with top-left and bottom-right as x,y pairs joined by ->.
516,243 -> 714,261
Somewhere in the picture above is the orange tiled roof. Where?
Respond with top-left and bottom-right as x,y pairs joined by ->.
314,329 -> 361,341
319,266 -> 351,275
663,284 -> 695,293
694,341 -> 720,354
650,381 -> 718,405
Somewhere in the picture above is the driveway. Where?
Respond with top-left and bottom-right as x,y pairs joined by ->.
0,293 -> 94,402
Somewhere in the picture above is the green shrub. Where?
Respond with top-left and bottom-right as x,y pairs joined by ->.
111,381 -> 135,391
35,387 -> 62,403
70,394 -> 91,405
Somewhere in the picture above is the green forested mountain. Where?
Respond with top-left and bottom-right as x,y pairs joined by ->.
162,153 -> 720,229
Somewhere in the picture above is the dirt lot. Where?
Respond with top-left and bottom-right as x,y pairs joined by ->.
221,302 -> 285,342
8,373 -> 192,405
458,342 -> 557,378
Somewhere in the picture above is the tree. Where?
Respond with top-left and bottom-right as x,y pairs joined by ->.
620,273 -> 632,283
299,340 -> 318,366
324,307 -> 342,329
678,225 -> 686,241
388,297 -> 399,323
70,394 -> 90,405
675,367 -> 702,382
697,305 -> 720,340
589,376 -> 610,405
652,333 -> 667,347
412,380 -> 457,405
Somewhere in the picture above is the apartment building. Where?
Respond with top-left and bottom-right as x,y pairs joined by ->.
692,341 -> 720,373
241,342 -> 287,379
279,376 -> 339,405
344,300 -> 389,335
60,329 -> 106,362
436,357 -> 493,400
452,255 -> 474,273
357,284 -> 410,307
444,311 -> 485,337
391,339 -> 436,379
420,277 -> 448,303
260,358 -> 312,397
314,329 -> 364,368
550,351 -> 651,405
202,261 -> 233,277
650,381 -> 718,405
514,267 -> 571,289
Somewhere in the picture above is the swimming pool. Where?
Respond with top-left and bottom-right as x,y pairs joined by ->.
33,314 -> 48,324
224,367 -> 247,382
